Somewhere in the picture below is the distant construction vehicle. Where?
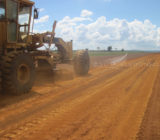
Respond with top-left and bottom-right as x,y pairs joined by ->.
0,0 -> 90,95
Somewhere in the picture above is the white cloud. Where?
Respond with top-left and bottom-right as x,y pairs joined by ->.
35,15 -> 49,24
81,10 -> 93,17
39,8 -> 45,12
58,16 -> 91,25
157,28 -> 160,46
35,9 -> 160,50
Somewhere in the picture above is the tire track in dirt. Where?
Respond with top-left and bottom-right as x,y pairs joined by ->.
0,66 -> 133,139
0,55 -> 146,127
136,59 -> 160,140
28,55 -> 159,140
0,66 -> 126,129
102,59 -> 159,140
0,54 -> 158,140
0,54 -> 149,115
44,56 -> 158,140
0,54 -> 155,139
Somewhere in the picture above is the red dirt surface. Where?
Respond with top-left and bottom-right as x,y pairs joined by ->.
0,53 -> 159,140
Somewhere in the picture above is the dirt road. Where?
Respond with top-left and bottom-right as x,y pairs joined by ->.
0,54 -> 160,140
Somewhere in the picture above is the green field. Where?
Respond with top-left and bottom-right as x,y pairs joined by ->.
88,51 -> 148,56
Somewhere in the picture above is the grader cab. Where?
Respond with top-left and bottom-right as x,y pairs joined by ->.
0,0 -> 90,95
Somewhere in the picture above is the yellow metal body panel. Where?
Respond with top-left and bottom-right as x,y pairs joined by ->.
0,22 -> 7,49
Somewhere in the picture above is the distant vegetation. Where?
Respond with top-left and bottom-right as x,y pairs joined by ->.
88,50 -> 148,56
107,46 -> 112,52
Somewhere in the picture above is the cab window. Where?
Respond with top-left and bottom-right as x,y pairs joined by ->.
0,0 -> 5,19
19,6 -> 30,25
7,0 -> 18,42
18,4 -> 31,42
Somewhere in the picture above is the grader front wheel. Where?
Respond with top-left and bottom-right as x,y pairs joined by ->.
2,53 -> 35,95
74,50 -> 90,75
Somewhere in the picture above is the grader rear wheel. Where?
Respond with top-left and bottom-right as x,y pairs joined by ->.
74,50 -> 90,75
2,52 -> 35,95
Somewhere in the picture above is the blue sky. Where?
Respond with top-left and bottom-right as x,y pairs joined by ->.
32,0 -> 160,50
33,0 -> 160,25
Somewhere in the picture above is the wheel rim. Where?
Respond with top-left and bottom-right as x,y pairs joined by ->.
17,64 -> 30,84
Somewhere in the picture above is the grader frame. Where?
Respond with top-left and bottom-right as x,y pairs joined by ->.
0,0 -> 90,95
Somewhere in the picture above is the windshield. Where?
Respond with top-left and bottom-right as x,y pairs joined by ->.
18,5 -> 31,42
19,6 -> 30,25
0,0 -> 5,19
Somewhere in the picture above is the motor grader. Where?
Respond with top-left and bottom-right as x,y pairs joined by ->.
0,0 -> 90,95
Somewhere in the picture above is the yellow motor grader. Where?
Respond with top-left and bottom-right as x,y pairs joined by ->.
0,0 -> 90,95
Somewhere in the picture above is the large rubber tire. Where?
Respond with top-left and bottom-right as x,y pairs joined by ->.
2,52 -> 35,95
74,50 -> 90,75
